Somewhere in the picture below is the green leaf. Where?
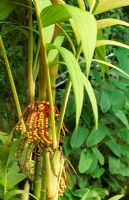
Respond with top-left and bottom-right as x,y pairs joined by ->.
96,40 -> 129,51
92,146 -> 104,165
100,89 -> 111,113
0,0 -> 15,20
7,162 -> 26,189
114,110 -> 129,129
38,0 -> 54,44
5,190 -> 39,200
48,35 -> 64,63
118,162 -> 129,176
78,149 -> 94,173
41,4 -> 70,27
66,6 -> 97,75
72,188 -> 89,198
115,48 -> 129,74
86,123 -> 110,147
95,0 -> 129,15
54,46 -> 84,126
5,190 -> 25,200
97,18 -> 129,29
81,190 -> 101,199
91,167 -> 105,178
109,156 -> 120,174
109,195 -> 124,200
81,73 -> 98,128
70,126 -> 89,148
111,90 -> 125,109
93,59 -> 129,79
87,0 -> 96,10
41,4 -> 97,75
105,140 -> 121,157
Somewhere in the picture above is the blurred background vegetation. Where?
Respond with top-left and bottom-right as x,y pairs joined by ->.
1,1 -> 129,199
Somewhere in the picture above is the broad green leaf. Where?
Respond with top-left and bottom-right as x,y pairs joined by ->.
7,162 -> 26,189
78,149 -> 94,173
93,59 -> 129,79
114,110 -> 129,129
115,48 -> 129,74
109,156 -> 120,174
5,190 -> 25,200
105,140 -> 121,157
70,126 -> 89,148
95,0 -> 129,15
48,35 -> 64,63
5,189 -> 39,200
80,190 -> 89,200
92,146 -> 104,165
118,162 -> 129,176
38,0 -> 54,44
91,167 -> 105,178
0,0 -> 15,20
100,89 -> 111,113
40,4 -> 70,27
97,18 -> 129,29
96,40 -> 129,51
86,123 -> 110,147
56,46 -> 84,125
87,156 -> 98,174
61,6 -> 97,76
73,188 -> 89,198
81,73 -> 98,128
41,4 -> 97,75
38,0 -> 51,13
82,190 -> 101,200
110,90 -> 125,109
109,195 -> 124,200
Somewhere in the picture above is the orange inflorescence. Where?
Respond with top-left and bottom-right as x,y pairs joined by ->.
16,101 -> 59,147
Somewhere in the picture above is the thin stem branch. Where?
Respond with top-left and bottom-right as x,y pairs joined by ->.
27,0 -> 35,103
0,36 -> 26,132
56,80 -> 71,140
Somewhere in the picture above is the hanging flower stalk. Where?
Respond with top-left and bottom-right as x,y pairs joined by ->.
16,101 -> 68,199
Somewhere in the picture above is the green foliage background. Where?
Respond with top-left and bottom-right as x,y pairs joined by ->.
1,0 -> 129,200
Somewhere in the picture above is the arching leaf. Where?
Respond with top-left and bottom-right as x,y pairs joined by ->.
97,18 -> 129,30
41,4 -> 97,75
81,73 -> 98,128
54,46 -> 84,126
96,40 -> 129,50
95,0 -> 129,15
93,59 -> 129,79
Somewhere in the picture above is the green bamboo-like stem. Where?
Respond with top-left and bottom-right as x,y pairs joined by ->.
49,24 -> 61,102
0,36 -> 26,132
27,0 -> 35,103
45,151 -> 58,200
49,62 -> 58,102
21,180 -> 30,200
40,151 -> 47,200
34,0 -> 57,149
39,47 -> 47,100
33,39 -> 40,82
22,1 -> 34,199
33,152 -> 42,199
